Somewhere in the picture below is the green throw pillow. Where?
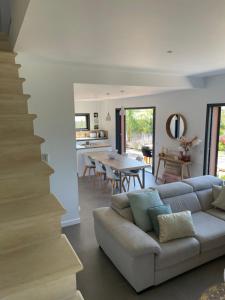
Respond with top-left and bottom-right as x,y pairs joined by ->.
212,186 -> 225,210
128,189 -> 163,232
148,204 -> 172,236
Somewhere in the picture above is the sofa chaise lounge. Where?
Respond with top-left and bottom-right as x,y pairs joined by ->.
93,175 -> 224,292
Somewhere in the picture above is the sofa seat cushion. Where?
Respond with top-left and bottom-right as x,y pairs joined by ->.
207,208 -> 225,221
192,211 -> 225,252
149,232 -> 200,270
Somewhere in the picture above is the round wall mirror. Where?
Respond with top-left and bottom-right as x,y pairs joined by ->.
166,114 -> 187,139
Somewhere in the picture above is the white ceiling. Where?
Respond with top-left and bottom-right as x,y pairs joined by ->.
74,83 -> 179,101
17,0 -> 225,76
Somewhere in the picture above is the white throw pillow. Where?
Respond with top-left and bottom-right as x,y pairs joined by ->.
212,186 -> 225,210
158,211 -> 196,243
212,185 -> 222,201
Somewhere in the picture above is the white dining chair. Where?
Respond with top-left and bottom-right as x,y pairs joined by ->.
122,156 -> 143,191
94,160 -> 106,182
105,165 -> 126,193
83,155 -> 96,177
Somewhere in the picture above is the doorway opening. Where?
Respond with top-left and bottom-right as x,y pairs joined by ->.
116,107 -> 155,174
204,104 -> 225,180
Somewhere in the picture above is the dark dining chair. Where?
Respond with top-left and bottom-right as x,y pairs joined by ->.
141,146 -> 153,164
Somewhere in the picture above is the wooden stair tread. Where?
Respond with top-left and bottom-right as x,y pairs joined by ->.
0,39 -> 10,43
0,135 -> 44,146
0,52 -> 16,63
0,93 -> 30,100
0,77 -> 25,83
0,40 -> 11,50
0,161 -> 54,179
0,50 -> 17,57
0,62 -> 21,69
0,32 -> 9,40
0,113 -> 36,120
0,235 -> 83,297
0,194 -> 65,225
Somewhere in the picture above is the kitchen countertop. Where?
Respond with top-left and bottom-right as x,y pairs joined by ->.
76,137 -> 108,141
76,143 -> 111,150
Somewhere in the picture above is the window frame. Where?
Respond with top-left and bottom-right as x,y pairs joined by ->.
203,103 -> 225,175
75,113 -> 90,131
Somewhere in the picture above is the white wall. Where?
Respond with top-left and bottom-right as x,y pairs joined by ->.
75,100 -> 103,130
100,74 -> 225,178
18,54 -> 80,227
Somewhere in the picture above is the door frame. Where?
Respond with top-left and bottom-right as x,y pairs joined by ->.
203,103 -> 225,175
115,106 -> 156,174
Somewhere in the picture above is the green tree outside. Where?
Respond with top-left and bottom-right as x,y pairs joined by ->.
219,107 -> 225,151
125,108 -> 153,146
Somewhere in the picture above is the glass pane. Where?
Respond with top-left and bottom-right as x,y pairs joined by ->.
125,108 -> 153,165
75,115 -> 87,129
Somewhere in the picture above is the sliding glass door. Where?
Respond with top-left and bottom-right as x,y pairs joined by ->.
204,104 -> 225,179
115,107 -> 155,174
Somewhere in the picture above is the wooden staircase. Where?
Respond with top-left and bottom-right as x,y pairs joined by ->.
0,34 -> 84,299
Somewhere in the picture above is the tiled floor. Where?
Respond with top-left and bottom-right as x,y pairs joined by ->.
63,175 -> 225,300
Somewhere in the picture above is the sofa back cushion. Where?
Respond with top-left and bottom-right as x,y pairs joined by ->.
156,181 -> 201,213
111,188 -> 153,222
156,182 -> 193,199
111,176 -> 221,222
183,175 -> 222,192
111,204 -> 134,223
195,189 -> 213,211
162,192 -> 201,213
183,176 -> 223,211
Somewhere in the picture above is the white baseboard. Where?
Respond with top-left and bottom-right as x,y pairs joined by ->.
61,217 -> 81,228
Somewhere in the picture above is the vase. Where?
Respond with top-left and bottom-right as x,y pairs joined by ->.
181,150 -> 191,162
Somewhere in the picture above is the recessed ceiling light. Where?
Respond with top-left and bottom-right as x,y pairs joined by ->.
167,50 -> 173,54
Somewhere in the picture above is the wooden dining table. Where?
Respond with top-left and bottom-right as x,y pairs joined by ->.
88,151 -> 151,192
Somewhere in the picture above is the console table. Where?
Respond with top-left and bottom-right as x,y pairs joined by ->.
155,155 -> 191,182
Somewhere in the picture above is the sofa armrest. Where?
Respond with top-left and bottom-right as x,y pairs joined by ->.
93,207 -> 161,257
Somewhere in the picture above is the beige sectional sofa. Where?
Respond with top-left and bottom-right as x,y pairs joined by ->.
93,175 -> 224,292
